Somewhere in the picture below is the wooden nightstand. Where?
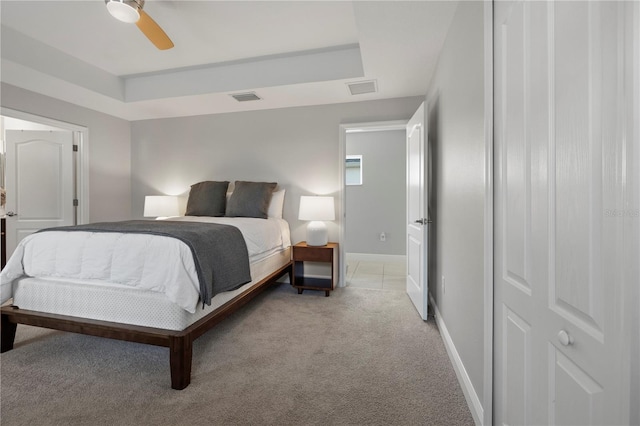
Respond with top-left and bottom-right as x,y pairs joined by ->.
292,241 -> 338,297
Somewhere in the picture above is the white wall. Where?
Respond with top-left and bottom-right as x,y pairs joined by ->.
345,129 -> 406,255
425,1 -> 487,421
130,97 -> 423,245
0,83 -> 132,222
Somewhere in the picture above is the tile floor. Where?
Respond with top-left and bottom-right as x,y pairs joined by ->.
345,256 -> 407,291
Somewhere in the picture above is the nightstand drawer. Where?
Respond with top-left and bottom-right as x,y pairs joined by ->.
293,245 -> 333,262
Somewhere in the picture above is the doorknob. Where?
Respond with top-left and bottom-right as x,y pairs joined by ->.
5,211 -> 18,217
557,330 -> 574,346
414,218 -> 432,225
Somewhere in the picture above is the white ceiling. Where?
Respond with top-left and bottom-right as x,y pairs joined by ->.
1,0 -> 459,121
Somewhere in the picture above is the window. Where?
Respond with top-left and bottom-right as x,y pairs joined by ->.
346,155 -> 363,185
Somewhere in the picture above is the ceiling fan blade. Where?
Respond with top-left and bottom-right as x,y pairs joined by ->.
136,9 -> 174,50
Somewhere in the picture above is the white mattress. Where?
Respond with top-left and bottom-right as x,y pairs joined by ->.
10,247 -> 291,331
1,217 -> 291,313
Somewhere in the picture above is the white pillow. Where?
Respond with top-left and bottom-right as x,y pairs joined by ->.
267,189 -> 286,219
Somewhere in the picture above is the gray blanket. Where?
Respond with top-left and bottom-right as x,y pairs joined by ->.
40,220 -> 251,306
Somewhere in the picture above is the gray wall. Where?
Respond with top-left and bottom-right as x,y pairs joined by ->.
345,129 -> 406,255
426,0 -> 487,414
0,83 -> 132,223
131,97 -> 423,245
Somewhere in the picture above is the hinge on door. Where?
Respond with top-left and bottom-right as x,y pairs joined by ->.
73,199 -> 79,207
73,145 -> 78,152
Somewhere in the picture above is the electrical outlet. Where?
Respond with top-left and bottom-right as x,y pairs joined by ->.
441,275 -> 446,294
379,232 -> 386,242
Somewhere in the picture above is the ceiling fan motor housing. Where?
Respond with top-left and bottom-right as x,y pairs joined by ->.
105,0 -> 145,23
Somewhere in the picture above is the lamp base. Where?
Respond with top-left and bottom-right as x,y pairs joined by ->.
306,221 -> 328,246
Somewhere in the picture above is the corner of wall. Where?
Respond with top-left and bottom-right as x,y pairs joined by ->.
425,1 -> 490,424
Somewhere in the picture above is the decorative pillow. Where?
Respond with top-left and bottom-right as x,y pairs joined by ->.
185,181 -> 230,217
226,188 -> 285,218
226,181 -> 277,219
267,189 -> 286,219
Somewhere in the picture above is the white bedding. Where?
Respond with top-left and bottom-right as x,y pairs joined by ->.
10,248 -> 291,331
0,217 -> 291,313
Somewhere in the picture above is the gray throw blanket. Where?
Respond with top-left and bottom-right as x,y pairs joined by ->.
39,220 -> 251,306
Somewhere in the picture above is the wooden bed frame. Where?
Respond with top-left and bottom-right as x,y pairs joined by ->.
0,261 -> 292,390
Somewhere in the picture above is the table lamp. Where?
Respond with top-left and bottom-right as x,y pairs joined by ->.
298,195 -> 335,246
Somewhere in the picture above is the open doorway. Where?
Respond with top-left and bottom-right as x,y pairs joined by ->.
339,121 -> 407,290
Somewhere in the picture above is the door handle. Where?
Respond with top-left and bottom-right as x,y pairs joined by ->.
414,218 -> 432,225
557,330 -> 574,346
5,211 -> 17,217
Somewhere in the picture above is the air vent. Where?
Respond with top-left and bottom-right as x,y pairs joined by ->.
347,80 -> 377,95
230,92 -> 262,102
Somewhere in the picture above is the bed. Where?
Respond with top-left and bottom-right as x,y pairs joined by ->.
0,181 -> 292,390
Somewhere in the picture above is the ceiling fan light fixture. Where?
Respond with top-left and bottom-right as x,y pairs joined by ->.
106,0 -> 142,24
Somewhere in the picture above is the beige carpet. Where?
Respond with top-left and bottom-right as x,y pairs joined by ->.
0,284 -> 474,426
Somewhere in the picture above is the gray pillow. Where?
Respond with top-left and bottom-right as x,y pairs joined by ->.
226,181 -> 277,219
185,181 -> 230,216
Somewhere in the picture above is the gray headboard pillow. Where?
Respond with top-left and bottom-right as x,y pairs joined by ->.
185,181 -> 230,216
226,181 -> 277,219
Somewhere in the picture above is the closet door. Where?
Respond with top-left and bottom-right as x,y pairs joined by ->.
493,1 -> 636,424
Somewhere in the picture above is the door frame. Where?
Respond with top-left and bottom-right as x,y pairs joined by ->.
338,120 -> 407,288
1,107 -> 89,225
483,1 -> 494,425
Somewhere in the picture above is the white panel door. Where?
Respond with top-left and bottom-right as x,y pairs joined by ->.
4,130 -> 74,258
494,1 -> 634,425
406,103 -> 429,320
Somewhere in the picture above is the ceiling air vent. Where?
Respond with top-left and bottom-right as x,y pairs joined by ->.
347,80 -> 377,95
230,92 -> 262,102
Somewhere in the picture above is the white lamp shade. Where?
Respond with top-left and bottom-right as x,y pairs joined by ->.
299,196 -> 334,246
298,196 -> 335,221
144,195 -> 179,218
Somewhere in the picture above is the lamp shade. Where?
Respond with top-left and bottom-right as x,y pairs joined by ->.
298,196 -> 335,221
144,195 -> 179,218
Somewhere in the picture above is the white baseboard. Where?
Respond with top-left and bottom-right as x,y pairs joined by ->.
345,253 -> 406,263
429,293 -> 484,426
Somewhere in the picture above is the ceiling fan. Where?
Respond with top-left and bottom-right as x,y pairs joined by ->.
105,0 -> 174,50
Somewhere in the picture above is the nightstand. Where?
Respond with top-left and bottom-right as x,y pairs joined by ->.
292,241 -> 338,297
